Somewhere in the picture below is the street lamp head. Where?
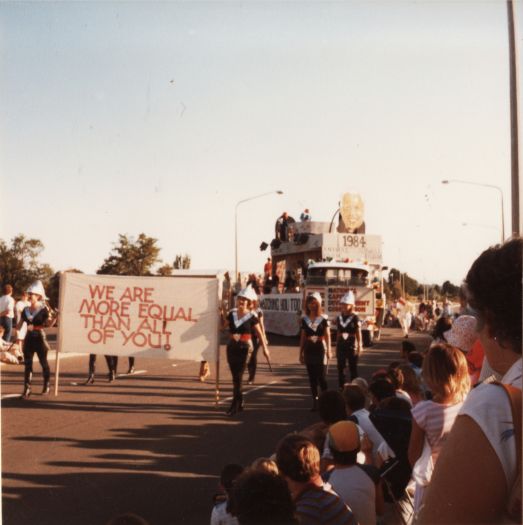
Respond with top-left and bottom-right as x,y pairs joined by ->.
441,180 -> 449,184
277,190 -> 284,195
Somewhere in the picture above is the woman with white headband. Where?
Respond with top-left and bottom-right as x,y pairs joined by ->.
224,286 -> 270,416
299,292 -> 331,411
335,291 -> 363,389
16,280 -> 52,398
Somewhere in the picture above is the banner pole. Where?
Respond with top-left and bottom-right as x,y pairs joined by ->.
54,271 -> 66,396
215,306 -> 221,406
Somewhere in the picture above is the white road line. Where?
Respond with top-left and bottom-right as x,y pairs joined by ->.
217,380 -> 278,405
1,394 -> 22,400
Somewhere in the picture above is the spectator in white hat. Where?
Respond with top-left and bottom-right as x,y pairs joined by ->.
223,286 -> 270,416
443,314 -> 484,385
300,292 -> 331,411
335,291 -> 363,389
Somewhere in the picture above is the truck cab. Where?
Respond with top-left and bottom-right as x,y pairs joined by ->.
304,261 -> 382,345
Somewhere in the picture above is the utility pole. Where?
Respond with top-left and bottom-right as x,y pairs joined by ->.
507,0 -> 520,236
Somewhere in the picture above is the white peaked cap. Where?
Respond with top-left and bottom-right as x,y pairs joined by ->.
307,292 -> 322,306
341,291 -> 355,305
238,286 -> 257,302
26,280 -> 47,300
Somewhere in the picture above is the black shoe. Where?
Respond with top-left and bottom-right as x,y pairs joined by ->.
22,384 -> 31,399
226,401 -> 237,416
42,382 -> 50,395
238,400 -> 245,412
83,375 -> 95,385
127,367 -> 135,375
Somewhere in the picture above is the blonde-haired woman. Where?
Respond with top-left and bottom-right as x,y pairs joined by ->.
299,292 -> 331,411
17,281 -> 52,398
408,343 -> 470,513
225,286 -> 269,416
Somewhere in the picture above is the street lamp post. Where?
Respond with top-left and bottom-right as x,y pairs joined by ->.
441,179 -> 505,242
235,190 -> 283,285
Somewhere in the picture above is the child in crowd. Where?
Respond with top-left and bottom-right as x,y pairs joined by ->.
250,457 -> 279,475
408,343 -> 470,514
327,421 -> 384,525
211,464 -> 244,525
387,364 -> 413,407
351,377 -> 371,409
398,364 -> 424,406
431,316 -> 453,346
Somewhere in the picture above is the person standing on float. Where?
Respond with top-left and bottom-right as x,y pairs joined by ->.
335,291 -> 362,389
225,286 -> 270,416
299,292 -> 331,411
17,281 -> 52,398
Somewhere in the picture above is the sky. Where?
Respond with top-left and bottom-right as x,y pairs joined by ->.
1,0 -> 521,286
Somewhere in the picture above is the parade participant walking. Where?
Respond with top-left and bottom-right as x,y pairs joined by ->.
17,281 -> 52,398
299,292 -> 331,411
396,297 -> 412,338
335,291 -> 362,389
247,297 -> 268,385
83,354 -> 118,384
225,286 -> 270,416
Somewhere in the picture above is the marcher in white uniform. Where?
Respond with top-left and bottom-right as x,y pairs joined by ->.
396,298 -> 412,338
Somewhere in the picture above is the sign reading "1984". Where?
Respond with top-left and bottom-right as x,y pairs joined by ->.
321,234 -> 383,264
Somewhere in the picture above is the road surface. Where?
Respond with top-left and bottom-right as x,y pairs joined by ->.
1,328 -> 431,525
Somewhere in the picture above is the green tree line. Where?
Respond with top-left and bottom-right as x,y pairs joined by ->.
1,233 -> 460,307
0,234 -> 191,307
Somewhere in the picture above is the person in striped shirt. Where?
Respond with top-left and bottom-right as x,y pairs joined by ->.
275,434 -> 356,525
408,343 -> 470,513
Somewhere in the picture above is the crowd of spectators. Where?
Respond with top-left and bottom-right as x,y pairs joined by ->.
209,238 -> 522,525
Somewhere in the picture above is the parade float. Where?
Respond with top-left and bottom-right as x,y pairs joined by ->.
260,193 -> 386,344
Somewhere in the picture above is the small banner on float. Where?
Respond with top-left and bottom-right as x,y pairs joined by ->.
59,272 -> 219,361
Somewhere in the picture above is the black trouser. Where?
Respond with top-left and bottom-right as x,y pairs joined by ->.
247,334 -> 259,380
23,331 -> 50,385
304,341 -> 327,399
88,354 -> 118,375
336,341 -> 358,388
227,341 -> 249,406
113,356 -> 134,371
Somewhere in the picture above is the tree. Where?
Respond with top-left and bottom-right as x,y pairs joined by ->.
97,234 -> 161,276
174,254 -> 191,270
0,235 -> 54,295
441,280 -> 460,298
157,264 -> 173,277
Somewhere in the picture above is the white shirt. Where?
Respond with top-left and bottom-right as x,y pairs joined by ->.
0,295 -> 15,318
460,358 -> 522,488
210,501 -> 238,525
352,408 -> 386,463
15,300 -> 29,324
329,465 -> 377,525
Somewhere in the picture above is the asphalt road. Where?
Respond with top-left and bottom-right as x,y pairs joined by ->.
1,328 -> 431,525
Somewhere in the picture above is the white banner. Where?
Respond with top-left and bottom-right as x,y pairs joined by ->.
260,293 -> 302,336
59,273 -> 219,362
